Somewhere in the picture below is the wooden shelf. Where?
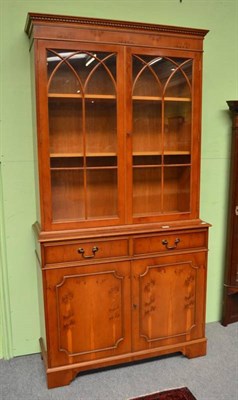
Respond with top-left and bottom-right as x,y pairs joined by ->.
133,96 -> 191,102
133,164 -> 191,168
133,164 -> 162,168
164,163 -> 191,167
50,153 -> 82,157
133,151 -> 161,156
51,167 -> 83,171
48,94 -> 190,102
50,153 -> 117,158
48,93 -> 116,100
133,151 -> 190,156
164,151 -> 190,155
165,97 -> 191,102
50,152 -> 189,158
51,166 -> 117,171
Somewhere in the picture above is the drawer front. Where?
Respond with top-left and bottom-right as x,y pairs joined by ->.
44,238 -> 129,264
133,231 -> 207,255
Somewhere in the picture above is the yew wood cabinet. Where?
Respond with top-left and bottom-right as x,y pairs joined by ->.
25,13 -> 209,388
222,101 -> 238,326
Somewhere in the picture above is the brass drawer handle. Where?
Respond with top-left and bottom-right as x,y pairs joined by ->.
78,246 -> 99,259
162,238 -> 180,250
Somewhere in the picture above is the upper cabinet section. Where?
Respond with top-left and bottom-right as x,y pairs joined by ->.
25,13 -> 208,232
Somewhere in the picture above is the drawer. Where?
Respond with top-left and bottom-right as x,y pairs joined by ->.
133,231 -> 207,255
44,238 -> 129,264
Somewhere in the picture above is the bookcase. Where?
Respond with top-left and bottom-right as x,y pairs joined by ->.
25,13 -> 209,388
222,101 -> 238,326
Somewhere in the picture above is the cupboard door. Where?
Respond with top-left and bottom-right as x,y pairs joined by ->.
44,261 -> 131,367
131,252 -> 207,351
127,49 -> 200,223
37,42 -> 125,230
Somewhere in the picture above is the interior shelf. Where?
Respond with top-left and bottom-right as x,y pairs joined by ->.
48,94 -> 190,102
133,164 -> 162,168
51,167 -> 83,171
133,151 -> 190,156
50,152 -> 117,158
133,163 -> 191,168
51,166 -> 118,171
132,96 -> 191,102
48,93 -> 116,100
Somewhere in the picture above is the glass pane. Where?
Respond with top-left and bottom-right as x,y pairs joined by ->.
152,58 -> 174,86
50,157 -> 83,169
133,101 -> 162,155
133,155 -> 162,166
133,167 -> 162,215
48,98 -> 83,155
165,69 -> 191,98
181,60 -> 192,84
47,50 -> 116,96
86,54 -> 116,95
47,50 -> 82,94
133,55 -> 162,97
87,169 -> 118,218
86,156 -> 117,168
164,154 -> 190,165
133,57 -> 191,90
163,167 -> 190,212
51,170 -> 84,221
85,99 -> 117,155
164,101 -> 191,154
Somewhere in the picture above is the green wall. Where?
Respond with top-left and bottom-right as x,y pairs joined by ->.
0,0 -> 237,357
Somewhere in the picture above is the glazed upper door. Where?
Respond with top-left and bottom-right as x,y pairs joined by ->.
36,41 -> 125,230
127,48 -> 201,223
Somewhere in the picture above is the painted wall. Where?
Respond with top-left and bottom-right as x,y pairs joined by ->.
0,0 -> 237,357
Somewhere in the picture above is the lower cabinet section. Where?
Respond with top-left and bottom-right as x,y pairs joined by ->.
39,233 -> 208,388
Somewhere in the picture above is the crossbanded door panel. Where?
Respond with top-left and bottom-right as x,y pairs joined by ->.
44,261 -> 131,367
131,252 -> 207,351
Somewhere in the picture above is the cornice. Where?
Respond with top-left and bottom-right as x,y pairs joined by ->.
25,12 -> 209,39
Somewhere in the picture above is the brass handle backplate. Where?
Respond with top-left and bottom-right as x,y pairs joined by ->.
78,246 -> 99,259
162,238 -> 180,250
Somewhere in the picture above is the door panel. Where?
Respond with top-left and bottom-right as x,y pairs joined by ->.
131,53 -> 193,219
37,41 -> 126,230
44,261 -> 131,367
132,252 -> 207,351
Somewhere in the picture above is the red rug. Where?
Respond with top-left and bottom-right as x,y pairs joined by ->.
129,387 -> 197,400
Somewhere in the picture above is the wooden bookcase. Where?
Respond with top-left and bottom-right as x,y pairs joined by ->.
25,13 -> 209,388
222,101 -> 238,326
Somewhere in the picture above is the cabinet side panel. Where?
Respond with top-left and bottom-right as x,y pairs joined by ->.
30,43 -> 41,224
35,251 -> 47,349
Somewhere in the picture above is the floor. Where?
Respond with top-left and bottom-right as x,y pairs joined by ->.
0,322 -> 237,400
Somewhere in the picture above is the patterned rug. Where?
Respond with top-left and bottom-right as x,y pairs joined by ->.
129,387 -> 197,400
